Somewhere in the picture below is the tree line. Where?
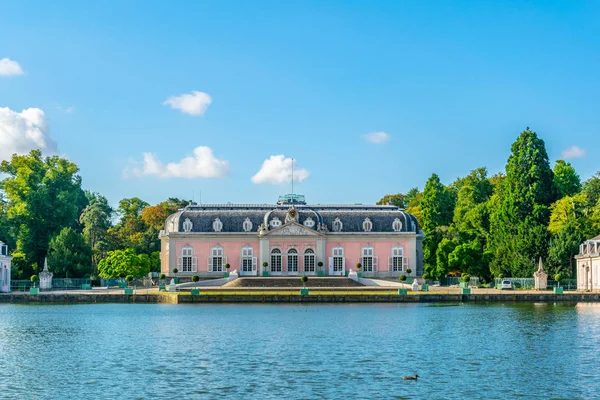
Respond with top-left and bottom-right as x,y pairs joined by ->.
378,128 -> 599,281
0,150 -> 190,280
1,129 -> 596,281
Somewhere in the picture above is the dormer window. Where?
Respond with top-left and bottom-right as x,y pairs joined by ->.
182,218 -> 193,232
304,217 -> 315,228
213,218 -> 223,232
332,218 -> 343,232
362,218 -> 373,232
270,217 -> 282,228
393,218 -> 402,232
243,218 -> 253,232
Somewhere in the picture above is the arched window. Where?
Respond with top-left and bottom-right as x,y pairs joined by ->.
241,246 -> 255,272
271,248 -> 282,273
363,218 -> 373,232
213,218 -> 223,232
390,246 -> 404,272
209,246 -> 225,272
182,218 -> 193,232
180,246 -> 196,272
332,218 -> 343,232
287,248 -> 298,273
243,218 -> 253,232
304,248 -> 315,272
270,217 -> 282,228
362,246 -> 375,272
392,218 -> 402,232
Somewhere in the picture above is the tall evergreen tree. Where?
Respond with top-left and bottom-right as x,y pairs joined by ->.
421,173 -> 455,277
489,128 -> 556,277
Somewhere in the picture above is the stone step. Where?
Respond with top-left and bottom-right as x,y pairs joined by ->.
224,277 -> 364,288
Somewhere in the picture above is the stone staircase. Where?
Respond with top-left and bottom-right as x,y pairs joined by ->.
224,277 -> 364,288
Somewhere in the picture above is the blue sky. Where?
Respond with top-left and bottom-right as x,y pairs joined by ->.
1,0 -> 599,207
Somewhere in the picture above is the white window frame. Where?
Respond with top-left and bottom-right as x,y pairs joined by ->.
304,217 -> 315,228
332,218 -> 343,232
363,218 -> 372,232
243,218 -> 253,232
389,246 -> 404,272
287,248 -> 299,273
179,246 -> 197,273
270,217 -> 282,228
241,246 -> 255,272
332,246 -> 344,272
392,218 -> 402,232
361,246 -> 377,272
304,248 -> 315,272
271,248 -> 282,272
213,218 -> 223,232
209,246 -> 226,272
182,218 -> 193,232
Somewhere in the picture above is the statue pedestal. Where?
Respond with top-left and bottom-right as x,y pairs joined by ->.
412,281 -> 420,292
534,257 -> 548,290
39,258 -> 53,290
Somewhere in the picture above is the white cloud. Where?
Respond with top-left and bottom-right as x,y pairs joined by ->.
251,155 -> 310,185
0,58 -> 24,76
124,146 -> 229,179
562,145 -> 585,159
363,131 -> 390,144
163,91 -> 212,116
0,107 -> 57,161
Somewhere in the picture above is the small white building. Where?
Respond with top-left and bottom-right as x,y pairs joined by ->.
0,241 -> 12,293
575,235 -> 600,291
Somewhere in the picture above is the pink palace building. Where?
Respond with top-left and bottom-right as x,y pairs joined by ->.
159,194 -> 423,278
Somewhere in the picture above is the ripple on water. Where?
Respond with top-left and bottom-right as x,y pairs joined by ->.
0,303 -> 596,399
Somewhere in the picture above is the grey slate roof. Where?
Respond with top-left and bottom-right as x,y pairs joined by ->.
165,203 -> 420,234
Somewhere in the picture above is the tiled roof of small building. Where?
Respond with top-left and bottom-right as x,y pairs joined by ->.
165,202 -> 420,234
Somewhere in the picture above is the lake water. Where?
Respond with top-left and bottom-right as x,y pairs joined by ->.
0,302 -> 598,399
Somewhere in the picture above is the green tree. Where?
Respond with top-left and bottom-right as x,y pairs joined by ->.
0,150 -> 85,276
553,160 -> 581,199
80,192 -> 113,271
547,222 -> 583,278
376,193 -> 406,208
421,174 -> 455,276
489,128 -> 556,277
97,248 -> 151,278
47,227 -> 92,278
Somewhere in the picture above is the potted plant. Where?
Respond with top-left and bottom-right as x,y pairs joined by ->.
262,262 -> 269,277
160,273 -> 166,281
300,275 -> 309,295
191,275 -> 201,295
158,273 -> 167,291
406,268 -> 413,283
172,268 -> 179,283
356,262 -> 362,278
317,261 -> 324,276
30,274 -> 39,294
554,273 -> 564,294
421,273 -> 430,291
124,275 -> 134,294
398,274 -> 408,295
460,273 -> 471,288
224,263 -> 231,278
460,273 -> 471,294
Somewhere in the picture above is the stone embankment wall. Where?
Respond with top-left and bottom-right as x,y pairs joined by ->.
2,292 -> 600,304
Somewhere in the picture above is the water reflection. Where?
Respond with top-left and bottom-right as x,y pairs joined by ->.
0,303 -> 598,399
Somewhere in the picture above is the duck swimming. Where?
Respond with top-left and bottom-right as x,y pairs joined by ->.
402,374 -> 419,381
